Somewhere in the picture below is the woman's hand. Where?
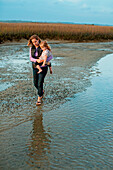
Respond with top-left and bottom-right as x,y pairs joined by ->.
36,59 -> 41,63
42,63 -> 45,66
36,59 -> 43,63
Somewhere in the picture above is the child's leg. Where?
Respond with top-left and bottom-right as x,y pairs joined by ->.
46,61 -> 50,65
46,62 -> 52,74
36,65 -> 42,73
49,66 -> 52,74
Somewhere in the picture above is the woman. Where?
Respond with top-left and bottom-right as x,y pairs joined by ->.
27,35 -> 52,106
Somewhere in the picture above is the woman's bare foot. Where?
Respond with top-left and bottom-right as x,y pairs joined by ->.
36,100 -> 41,106
36,96 -> 42,106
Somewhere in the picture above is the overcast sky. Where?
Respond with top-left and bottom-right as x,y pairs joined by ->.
0,0 -> 113,25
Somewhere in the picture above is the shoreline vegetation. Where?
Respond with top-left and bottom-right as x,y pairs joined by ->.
0,22 -> 113,44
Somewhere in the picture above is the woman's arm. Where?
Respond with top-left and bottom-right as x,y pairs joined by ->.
29,47 -> 37,62
36,59 -> 44,63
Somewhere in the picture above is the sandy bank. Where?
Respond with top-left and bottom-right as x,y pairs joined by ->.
0,41 -> 113,128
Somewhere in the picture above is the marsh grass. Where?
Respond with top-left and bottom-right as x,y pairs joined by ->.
0,22 -> 113,43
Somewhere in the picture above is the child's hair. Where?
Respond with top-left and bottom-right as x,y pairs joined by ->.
40,41 -> 51,51
27,34 -> 41,46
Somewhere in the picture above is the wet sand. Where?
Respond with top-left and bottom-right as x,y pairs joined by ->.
0,41 -> 113,128
0,41 -> 113,169
0,41 -> 113,113
0,41 -> 113,132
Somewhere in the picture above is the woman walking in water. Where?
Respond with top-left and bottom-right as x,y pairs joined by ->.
27,35 -> 53,105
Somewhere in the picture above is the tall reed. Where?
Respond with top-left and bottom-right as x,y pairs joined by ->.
0,22 -> 113,43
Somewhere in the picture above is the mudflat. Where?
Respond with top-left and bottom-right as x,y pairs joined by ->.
0,41 -> 113,131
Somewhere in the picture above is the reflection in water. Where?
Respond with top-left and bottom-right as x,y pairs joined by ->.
26,108 -> 51,168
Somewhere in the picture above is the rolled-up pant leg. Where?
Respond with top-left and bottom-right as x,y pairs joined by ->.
38,67 -> 48,97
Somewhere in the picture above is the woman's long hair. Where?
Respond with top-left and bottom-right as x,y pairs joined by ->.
27,34 -> 41,46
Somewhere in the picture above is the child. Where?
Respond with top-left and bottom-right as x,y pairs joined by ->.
36,41 -> 53,74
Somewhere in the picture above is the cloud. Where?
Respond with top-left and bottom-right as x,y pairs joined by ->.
57,0 -> 81,3
79,1 -> 113,15
1,0 -> 24,2
81,3 -> 91,10
58,0 -> 64,2
100,7 -> 113,14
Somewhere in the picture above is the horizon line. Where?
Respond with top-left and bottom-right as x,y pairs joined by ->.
0,20 -> 113,26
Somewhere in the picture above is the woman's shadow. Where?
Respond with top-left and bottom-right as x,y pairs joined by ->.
26,107 -> 51,168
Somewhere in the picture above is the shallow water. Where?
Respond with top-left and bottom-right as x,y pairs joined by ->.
0,41 -> 113,92
0,48 -> 113,169
0,43 -> 31,91
0,42 -> 66,91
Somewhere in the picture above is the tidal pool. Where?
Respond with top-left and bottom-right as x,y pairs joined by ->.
0,52 -> 113,169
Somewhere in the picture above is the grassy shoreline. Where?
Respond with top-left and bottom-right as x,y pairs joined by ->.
0,22 -> 113,44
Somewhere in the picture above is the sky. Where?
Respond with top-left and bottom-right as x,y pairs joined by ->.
0,0 -> 113,25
